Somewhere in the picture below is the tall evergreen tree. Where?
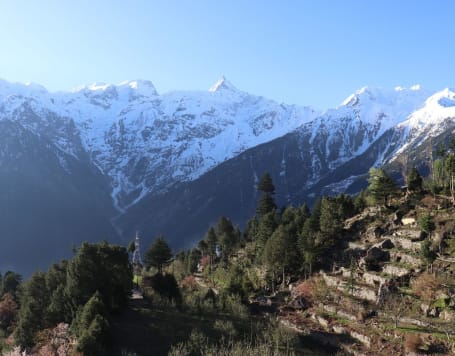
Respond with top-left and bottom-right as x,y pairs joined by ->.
257,172 -> 275,194
256,172 -> 277,217
145,236 -> 173,273
14,272 -> 49,349
216,216 -> 237,261
205,227 -> 218,258
66,241 -> 132,313
407,166 -> 423,193
257,192 -> 277,216
73,291 -> 110,356
1,271 -> 22,298
256,211 -> 278,253
367,168 -> 398,207
263,225 -> 299,289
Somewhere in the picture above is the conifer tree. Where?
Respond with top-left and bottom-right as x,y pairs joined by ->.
407,166 -> 423,193
66,241 -> 132,312
216,216 -> 238,262
257,172 -> 275,194
205,227 -> 217,258
73,292 -> 109,356
256,211 -> 278,253
263,225 -> 299,289
256,172 -> 277,217
367,168 -> 398,207
145,236 -> 173,273
14,272 -> 49,349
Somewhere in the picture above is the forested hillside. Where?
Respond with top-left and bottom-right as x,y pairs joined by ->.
2,149 -> 455,354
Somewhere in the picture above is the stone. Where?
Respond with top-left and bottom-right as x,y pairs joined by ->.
402,217 -> 416,226
382,264 -> 410,277
440,309 -> 455,321
377,238 -> 394,249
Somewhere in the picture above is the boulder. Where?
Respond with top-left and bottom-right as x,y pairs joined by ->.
440,309 -> 455,321
376,238 -> 394,249
402,217 -> 416,226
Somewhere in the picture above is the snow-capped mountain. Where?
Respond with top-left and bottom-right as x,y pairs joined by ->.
0,76 -> 319,212
1,76 -> 455,275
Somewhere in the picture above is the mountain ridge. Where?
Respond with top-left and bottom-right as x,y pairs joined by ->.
2,77 -> 455,274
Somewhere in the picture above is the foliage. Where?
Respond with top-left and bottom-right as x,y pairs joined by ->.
11,241 -> 131,351
145,236 -> 173,273
143,273 -> 182,305
0,293 -> 17,330
255,211 -> 278,253
367,168 -> 398,206
1,271 -> 22,299
180,275 -> 198,291
73,292 -> 110,356
66,241 -> 133,313
419,214 -> 436,235
216,216 -> 239,261
256,193 -> 277,217
14,271 -> 49,349
407,166 -> 423,193
420,238 -> 436,264
257,172 -> 275,194
411,272 -> 441,302
263,225 -> 299,286
257,173 -> 277,217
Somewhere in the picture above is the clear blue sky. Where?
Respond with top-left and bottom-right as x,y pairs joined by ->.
0,0 -> 454,109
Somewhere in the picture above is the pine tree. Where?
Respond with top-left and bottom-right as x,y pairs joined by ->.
407,166 -> 423,193
14,272 -> 49,349
1,271 -> 22,298
263,225 -> 299,289
66,242 -> 133,312
367,168 -> 398,207
205,227 -> 217,258
257,172 -> 275,194
145,236 -> 173,273
256,172 -> 277,217
256,211 -> 278,253
216,216 -> 237,261
256,192 -> 277,216
73,292 -> 110,356
319,197 -> 343,248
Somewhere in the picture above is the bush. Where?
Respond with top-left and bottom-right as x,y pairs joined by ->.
143,273 -> 182,305
411,273 -> 441,302
181,275 -> 198,291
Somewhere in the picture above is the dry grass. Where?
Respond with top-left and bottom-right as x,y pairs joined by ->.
404,333 -> 423,353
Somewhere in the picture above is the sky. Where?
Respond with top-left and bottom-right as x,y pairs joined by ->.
0,0 -> 454,109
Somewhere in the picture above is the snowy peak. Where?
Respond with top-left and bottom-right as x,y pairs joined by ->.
209,76 -> 238,92
341,85 -> 428,108
119,80 -> 158,97
73,79 -> 158,98
398,88 -> 455,130
426,87 -> 455,108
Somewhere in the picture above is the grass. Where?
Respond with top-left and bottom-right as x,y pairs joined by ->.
109,297 -> 331,355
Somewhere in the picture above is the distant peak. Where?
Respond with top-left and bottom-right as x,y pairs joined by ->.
120,79 -> 158,96
342,85 -> 428,107
209,76 -> 238,92
87,82 -> 111,91
73,80 -> 158,96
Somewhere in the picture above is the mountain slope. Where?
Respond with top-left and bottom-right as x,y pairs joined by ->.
2,78 -> 455,272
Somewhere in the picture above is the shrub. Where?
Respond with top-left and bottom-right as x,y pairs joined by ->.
411,273 -> 441,302
143,273 -> 182,305
181,275 -> 198,291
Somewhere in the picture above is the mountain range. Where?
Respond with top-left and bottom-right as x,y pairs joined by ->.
1,76 -> 455,275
